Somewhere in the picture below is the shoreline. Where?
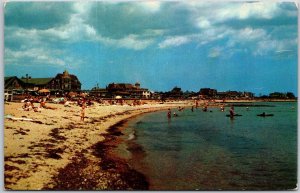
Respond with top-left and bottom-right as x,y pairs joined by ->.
46,107 -> 176,190
4,101 -> 191,190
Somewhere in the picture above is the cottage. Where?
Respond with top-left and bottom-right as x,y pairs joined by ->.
106,82 -> 151,99
5,70 -> 81,92
4,76 -> 25,90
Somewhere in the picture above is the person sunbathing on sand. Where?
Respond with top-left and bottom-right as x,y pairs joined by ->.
64,99 -> 71,107
33,107 -> 42,112
22,100 -> 35,111
40,100 -> 57,110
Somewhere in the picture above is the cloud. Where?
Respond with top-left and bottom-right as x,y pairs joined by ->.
239,28 -> 267,40
139,1 -> 161,12
196,18 -> 211,29
5,2 -> 74,29
5,48 -> 66,66
97,34 -> 155,50
159,36 -> 191,48
4,0 -> 298,69
254,38 -> 297,56
208,47 -> 224,58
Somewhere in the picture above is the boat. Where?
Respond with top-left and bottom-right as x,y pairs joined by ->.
257,113 -> 274,117
226,114 -> 242,117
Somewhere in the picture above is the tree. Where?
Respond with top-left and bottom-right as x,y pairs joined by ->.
286,92 -> 295,99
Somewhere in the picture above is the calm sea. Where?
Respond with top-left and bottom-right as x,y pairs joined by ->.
115,102 -> 297,190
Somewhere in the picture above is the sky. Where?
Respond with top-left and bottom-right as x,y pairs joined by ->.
4,1 -> 298,95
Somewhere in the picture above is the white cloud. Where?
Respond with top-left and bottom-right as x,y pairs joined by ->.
95,34 -> 154,50
215,2 -> 278,22
196,18 -> 211,29
254,38 -> 297,56
159,36 -> 191,49
237,28 -> 267,41
5,48 -> 66,66
4,1 -> 298,66
208,47 -> 223,58
139,1 -> 161,12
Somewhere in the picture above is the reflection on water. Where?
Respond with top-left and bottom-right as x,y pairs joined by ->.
121,102 -> 297,190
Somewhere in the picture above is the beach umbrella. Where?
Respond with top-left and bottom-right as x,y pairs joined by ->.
68,92 -> 77,97
115,95 -> 122,99
80,92 -> 87,97
38,89 -> 50,93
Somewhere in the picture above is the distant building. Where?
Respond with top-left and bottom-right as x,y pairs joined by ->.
242,91 -> 254,99
20,77 -> 54,91
225,90 -> 241,99
106,82 -> 151,99
90,83 -> 109,97
5,70 -> 81,92
216,91 -> 227,99
5,76 -> 25,90
51,70 -> 81,91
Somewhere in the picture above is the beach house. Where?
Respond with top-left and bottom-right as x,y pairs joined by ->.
106,82 -> 151,99
5,70 -> 81,92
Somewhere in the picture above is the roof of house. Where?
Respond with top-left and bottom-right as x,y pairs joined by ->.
5,76 -> 24,89
20,78 -> 54,85
5,76 -> 16,81
55,73 -> 81,83
108,83 -> 136,90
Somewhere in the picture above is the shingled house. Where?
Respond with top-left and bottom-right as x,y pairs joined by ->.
5,70 -> 81,92
106,82 -> 151,99
50,70 -> 81,91
5,76 -> 25,90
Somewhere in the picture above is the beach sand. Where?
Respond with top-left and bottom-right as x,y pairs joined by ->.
4,101 -> 193,190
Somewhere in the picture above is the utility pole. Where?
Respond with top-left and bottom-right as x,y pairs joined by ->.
26,74 -> 28,94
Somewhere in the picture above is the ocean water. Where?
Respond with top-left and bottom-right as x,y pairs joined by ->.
117,102 -> 297,190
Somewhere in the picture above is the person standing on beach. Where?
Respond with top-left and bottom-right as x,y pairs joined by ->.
81,103 -> 86,121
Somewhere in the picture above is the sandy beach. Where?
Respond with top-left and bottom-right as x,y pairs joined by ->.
4,101 -> 193,190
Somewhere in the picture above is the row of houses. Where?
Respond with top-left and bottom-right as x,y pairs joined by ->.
90,82 -> 152,99
199,88 -> 255,99
90,85 -> 256,100
5,70 -> 257,100
158,87 -> 255,100
5,70 -> 82,93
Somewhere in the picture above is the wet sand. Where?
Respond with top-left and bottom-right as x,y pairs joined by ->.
4,101 -> 192,190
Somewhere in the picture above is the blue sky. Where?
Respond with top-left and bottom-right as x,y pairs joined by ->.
4,1 -> 298,95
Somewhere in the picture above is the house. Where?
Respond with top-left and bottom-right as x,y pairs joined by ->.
51,70 -> 81,91
242,91 -> 254,99
4,76 -> 25,90
216,91 -> 227,99
90,84 -> 109,98
106,82 -> 151,99
6,70 -> 81,92
226,91 -> 242,99
20,77 -> 54,91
